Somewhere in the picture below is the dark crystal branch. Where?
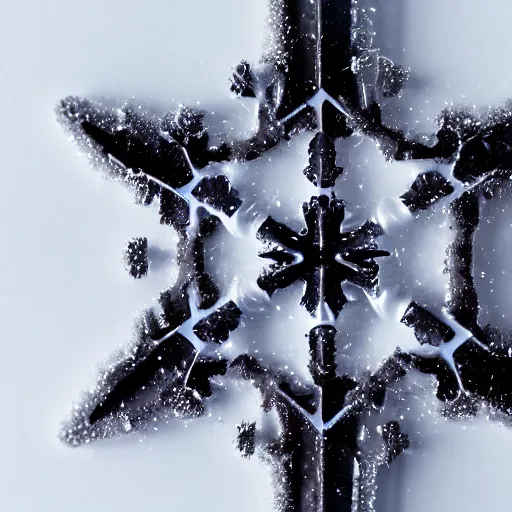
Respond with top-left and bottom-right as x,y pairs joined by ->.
61,211 -> 243,444
58,99 -> 244,444
231,340 -> 411,512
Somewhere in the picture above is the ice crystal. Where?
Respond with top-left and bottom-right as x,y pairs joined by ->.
56,0 -> 512,510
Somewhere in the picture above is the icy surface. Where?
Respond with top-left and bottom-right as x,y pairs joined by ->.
4,0 -> 512,511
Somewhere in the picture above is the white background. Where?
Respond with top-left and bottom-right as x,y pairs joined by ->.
2,0 -> 512,510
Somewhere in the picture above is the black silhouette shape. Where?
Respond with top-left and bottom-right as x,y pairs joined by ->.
257,193 -> 389,318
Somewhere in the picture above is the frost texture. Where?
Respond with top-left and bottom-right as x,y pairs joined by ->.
56,0 -> 512,510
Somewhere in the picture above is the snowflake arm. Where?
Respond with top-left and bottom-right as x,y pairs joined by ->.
231,339 -> 411,512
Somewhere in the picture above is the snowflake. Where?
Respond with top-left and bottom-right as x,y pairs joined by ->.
56,0 -> 512,510
257,193 -> 389,318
